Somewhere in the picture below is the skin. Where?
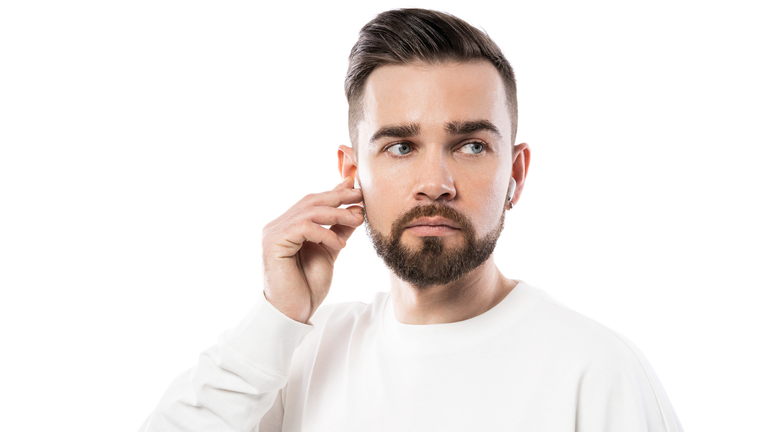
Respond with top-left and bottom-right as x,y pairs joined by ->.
263,60 -> 530,325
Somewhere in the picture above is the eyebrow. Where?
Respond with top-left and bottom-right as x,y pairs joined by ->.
369,123 -> 421,144
444,120 -> 502,139
369,119 -> 502,144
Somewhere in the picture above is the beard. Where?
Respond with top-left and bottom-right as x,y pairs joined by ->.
366,203 -> 505,288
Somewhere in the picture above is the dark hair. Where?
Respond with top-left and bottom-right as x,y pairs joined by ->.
345,8 -> 518,147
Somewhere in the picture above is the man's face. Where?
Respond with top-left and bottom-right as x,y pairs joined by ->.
351,61 -> 515,286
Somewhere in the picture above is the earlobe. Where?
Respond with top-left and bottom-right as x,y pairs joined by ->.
337,145 -> 358,181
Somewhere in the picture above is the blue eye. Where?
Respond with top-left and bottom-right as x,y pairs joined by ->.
386,143 -> 412,155
460,142 -> 485,154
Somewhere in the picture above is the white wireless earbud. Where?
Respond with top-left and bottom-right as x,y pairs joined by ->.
507,178 -> 517,210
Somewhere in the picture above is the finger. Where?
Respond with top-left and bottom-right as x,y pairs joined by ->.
263,182 -> 362,232
332,175 -> 356,191
345,204 -> 364,215
328,206 -> 364,253
305,205 -> 365,228
330,222 -> 358,245
309,187 -> 363,207
281,188 -> 363,220
264,206 -> 363,257
270,220 -> 346,257
325,223 -> 359,261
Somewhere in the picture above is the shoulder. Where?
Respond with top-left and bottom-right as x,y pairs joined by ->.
287,293 -> 388,379
299,292 -> 389,346
517,283 -> 646,365
309,291 -> 388,328
516,283 -> 683,431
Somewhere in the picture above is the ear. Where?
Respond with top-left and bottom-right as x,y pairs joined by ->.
509,142 -> 531,207
337,145 -> 358,182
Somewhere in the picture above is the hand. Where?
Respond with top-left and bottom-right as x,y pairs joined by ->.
261,175 -> 364,323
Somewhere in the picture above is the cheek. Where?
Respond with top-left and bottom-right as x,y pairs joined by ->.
461,164 -> 510,233
358,161 -> 412,235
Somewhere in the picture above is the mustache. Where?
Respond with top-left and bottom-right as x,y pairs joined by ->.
390,203 -> 475,240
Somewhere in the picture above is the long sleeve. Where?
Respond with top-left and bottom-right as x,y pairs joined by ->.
139,291 -> 314,432
575,334 -> 684,432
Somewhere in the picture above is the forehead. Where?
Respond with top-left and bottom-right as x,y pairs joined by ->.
357,61 -> 511,144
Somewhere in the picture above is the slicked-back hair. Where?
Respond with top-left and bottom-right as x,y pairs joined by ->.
345,8 -> 518,148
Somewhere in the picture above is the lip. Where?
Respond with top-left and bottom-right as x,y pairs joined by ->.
405,217 -> 461,230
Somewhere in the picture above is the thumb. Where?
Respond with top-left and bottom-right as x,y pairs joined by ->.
329,206 -> 363,251
332,204 -> 363,244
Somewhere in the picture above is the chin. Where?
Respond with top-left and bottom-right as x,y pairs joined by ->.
403,234 -> 466,250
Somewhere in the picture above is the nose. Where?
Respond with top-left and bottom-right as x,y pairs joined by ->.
412,149 -> 456,202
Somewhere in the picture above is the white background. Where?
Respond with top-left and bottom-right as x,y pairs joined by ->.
1,1 -> 766,430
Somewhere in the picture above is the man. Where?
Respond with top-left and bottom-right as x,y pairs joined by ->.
142,9 -> 682,431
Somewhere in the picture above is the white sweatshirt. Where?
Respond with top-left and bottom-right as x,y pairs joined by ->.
140,282 -> 683,431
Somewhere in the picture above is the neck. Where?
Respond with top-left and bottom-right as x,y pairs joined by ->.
389,254 -> 517,325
